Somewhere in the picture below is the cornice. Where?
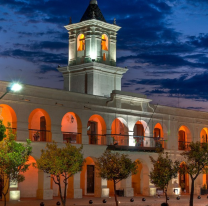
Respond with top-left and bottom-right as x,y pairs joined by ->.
64,19 -> 121,32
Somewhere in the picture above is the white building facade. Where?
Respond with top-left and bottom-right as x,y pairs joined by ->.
0,0 -> 208,201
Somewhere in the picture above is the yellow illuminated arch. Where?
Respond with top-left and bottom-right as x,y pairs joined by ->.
101,34 -> 108,51
77,34 -> 85,51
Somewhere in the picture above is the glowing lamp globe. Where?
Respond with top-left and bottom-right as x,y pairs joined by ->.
10,83 -> 22,92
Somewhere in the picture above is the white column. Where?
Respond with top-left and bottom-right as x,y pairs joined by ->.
9,180 -> 20,201
129,131 -> 135,146
68,172 -> 82,198
82,127 -> 89,145
37,170 -> 53,200
106,129 -> 113,145
120,175 -> 134,197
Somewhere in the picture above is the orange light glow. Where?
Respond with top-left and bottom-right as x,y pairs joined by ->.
87,114 -> 106,145
111,118 -> 128,146
200,128 -> 208,143
77,34 -> 85,51
61,112 -> 82,144
101,34 -> 108,51
28,108 -> 51,142
0,104 -> 17,138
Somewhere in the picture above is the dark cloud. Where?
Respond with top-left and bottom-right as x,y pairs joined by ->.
0,49 -> 67,65
30,41 -> 68,51
188,34 -> 208,48
131,72 -> 208,100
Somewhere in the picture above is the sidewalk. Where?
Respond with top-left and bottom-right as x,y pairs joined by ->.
4,195 -> 208,206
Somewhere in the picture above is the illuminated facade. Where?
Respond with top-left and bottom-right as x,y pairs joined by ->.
0,0 -> 208,201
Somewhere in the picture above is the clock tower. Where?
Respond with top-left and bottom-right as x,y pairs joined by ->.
58,0 -> 127,97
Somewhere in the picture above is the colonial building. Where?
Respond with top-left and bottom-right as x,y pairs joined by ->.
0,0 -> 208,201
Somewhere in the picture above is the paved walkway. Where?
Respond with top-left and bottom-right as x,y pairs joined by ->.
4,195 -> 208,206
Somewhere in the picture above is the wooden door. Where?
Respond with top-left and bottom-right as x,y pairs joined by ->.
87,165 -> 94,194
134,124 -> 144,146
40,116 -> 46,141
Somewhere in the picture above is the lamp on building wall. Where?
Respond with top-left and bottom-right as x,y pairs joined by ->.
0,83 -> 22,100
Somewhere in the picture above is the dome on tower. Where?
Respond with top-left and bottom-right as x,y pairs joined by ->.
80,0 -> 106,22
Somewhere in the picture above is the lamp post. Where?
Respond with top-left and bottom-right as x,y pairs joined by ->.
0,83 -> 22,100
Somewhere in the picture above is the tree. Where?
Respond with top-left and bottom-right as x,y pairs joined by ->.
149,152 -> 180,206
96,150 -> 140,206
36,142 -> 85,206
0,120 -> 6,141
179,141 -> 208,206
0,123 -> 32,206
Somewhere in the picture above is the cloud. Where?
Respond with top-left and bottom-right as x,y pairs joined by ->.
131,72 -> 208,100
39,65 -> 59,74
0,49 -> 67,65
188,34 -> 208,48
30,41 -> 68,51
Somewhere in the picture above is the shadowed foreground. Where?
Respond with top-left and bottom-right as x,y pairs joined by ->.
4,196 -> 208,206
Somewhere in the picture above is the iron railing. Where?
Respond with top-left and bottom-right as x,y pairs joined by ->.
88,134 -> 106,145
178,141 -> 190,150
63,132 -> 81,144
29,129 -> 50,142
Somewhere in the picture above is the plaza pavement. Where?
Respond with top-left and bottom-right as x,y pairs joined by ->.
4,195 -> 208,206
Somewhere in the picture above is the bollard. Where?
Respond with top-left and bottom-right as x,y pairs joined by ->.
103,199 -> 107,203
198,196 -> 201,199
40,202 -> 44,206
142,198 -> 146,201
167,197 -> 170,200
130,198 -> 134,202
176,196 -> 180,200
89,200 -> 93,204
56,201 -> 61,205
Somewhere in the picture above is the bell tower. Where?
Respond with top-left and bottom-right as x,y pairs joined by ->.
58,0 -> 128,97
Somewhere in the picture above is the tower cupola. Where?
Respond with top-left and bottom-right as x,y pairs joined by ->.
58,0 -> 128,97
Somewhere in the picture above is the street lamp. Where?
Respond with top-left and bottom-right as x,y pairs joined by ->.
0,83 -> 22,100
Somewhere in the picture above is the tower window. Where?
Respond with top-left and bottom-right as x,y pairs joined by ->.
77,34 -> 85,51
101,34 -> 108,51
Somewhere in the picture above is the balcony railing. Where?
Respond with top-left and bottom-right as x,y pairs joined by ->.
111,134 -> 165,148
88,134 -> 106,145
111,134 -> 129,146
178,141 -> 190,150
29,129 -> 50,142
63,132 -> 81,144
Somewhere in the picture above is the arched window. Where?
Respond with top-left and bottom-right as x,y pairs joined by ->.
101,34 -> 108,51
77,34 -> 85,51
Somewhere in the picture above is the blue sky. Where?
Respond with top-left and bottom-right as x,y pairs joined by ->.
0,0 -> 208,110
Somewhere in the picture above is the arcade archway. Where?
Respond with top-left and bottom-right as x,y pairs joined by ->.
61,112 -> 82,144
178,125 -> 191,150
87,114 -> 106,145
18,156 -> 38,197
111,118 -> 129,146
28,109 -> 51,142
0,104 -> 17,137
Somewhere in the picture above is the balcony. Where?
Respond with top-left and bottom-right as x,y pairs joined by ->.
89,134 -> 106,145
178,141 -> 190,150
63,132 -> 81,144
29,129 -> 50,142
108,135 -> 165,152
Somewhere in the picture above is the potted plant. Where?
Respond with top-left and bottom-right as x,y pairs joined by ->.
33,131 -> 40,141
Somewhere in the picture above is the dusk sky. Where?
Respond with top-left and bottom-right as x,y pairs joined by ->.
1,0 -> 208,111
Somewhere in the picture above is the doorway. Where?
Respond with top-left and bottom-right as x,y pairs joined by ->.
87,165 -> 94,194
